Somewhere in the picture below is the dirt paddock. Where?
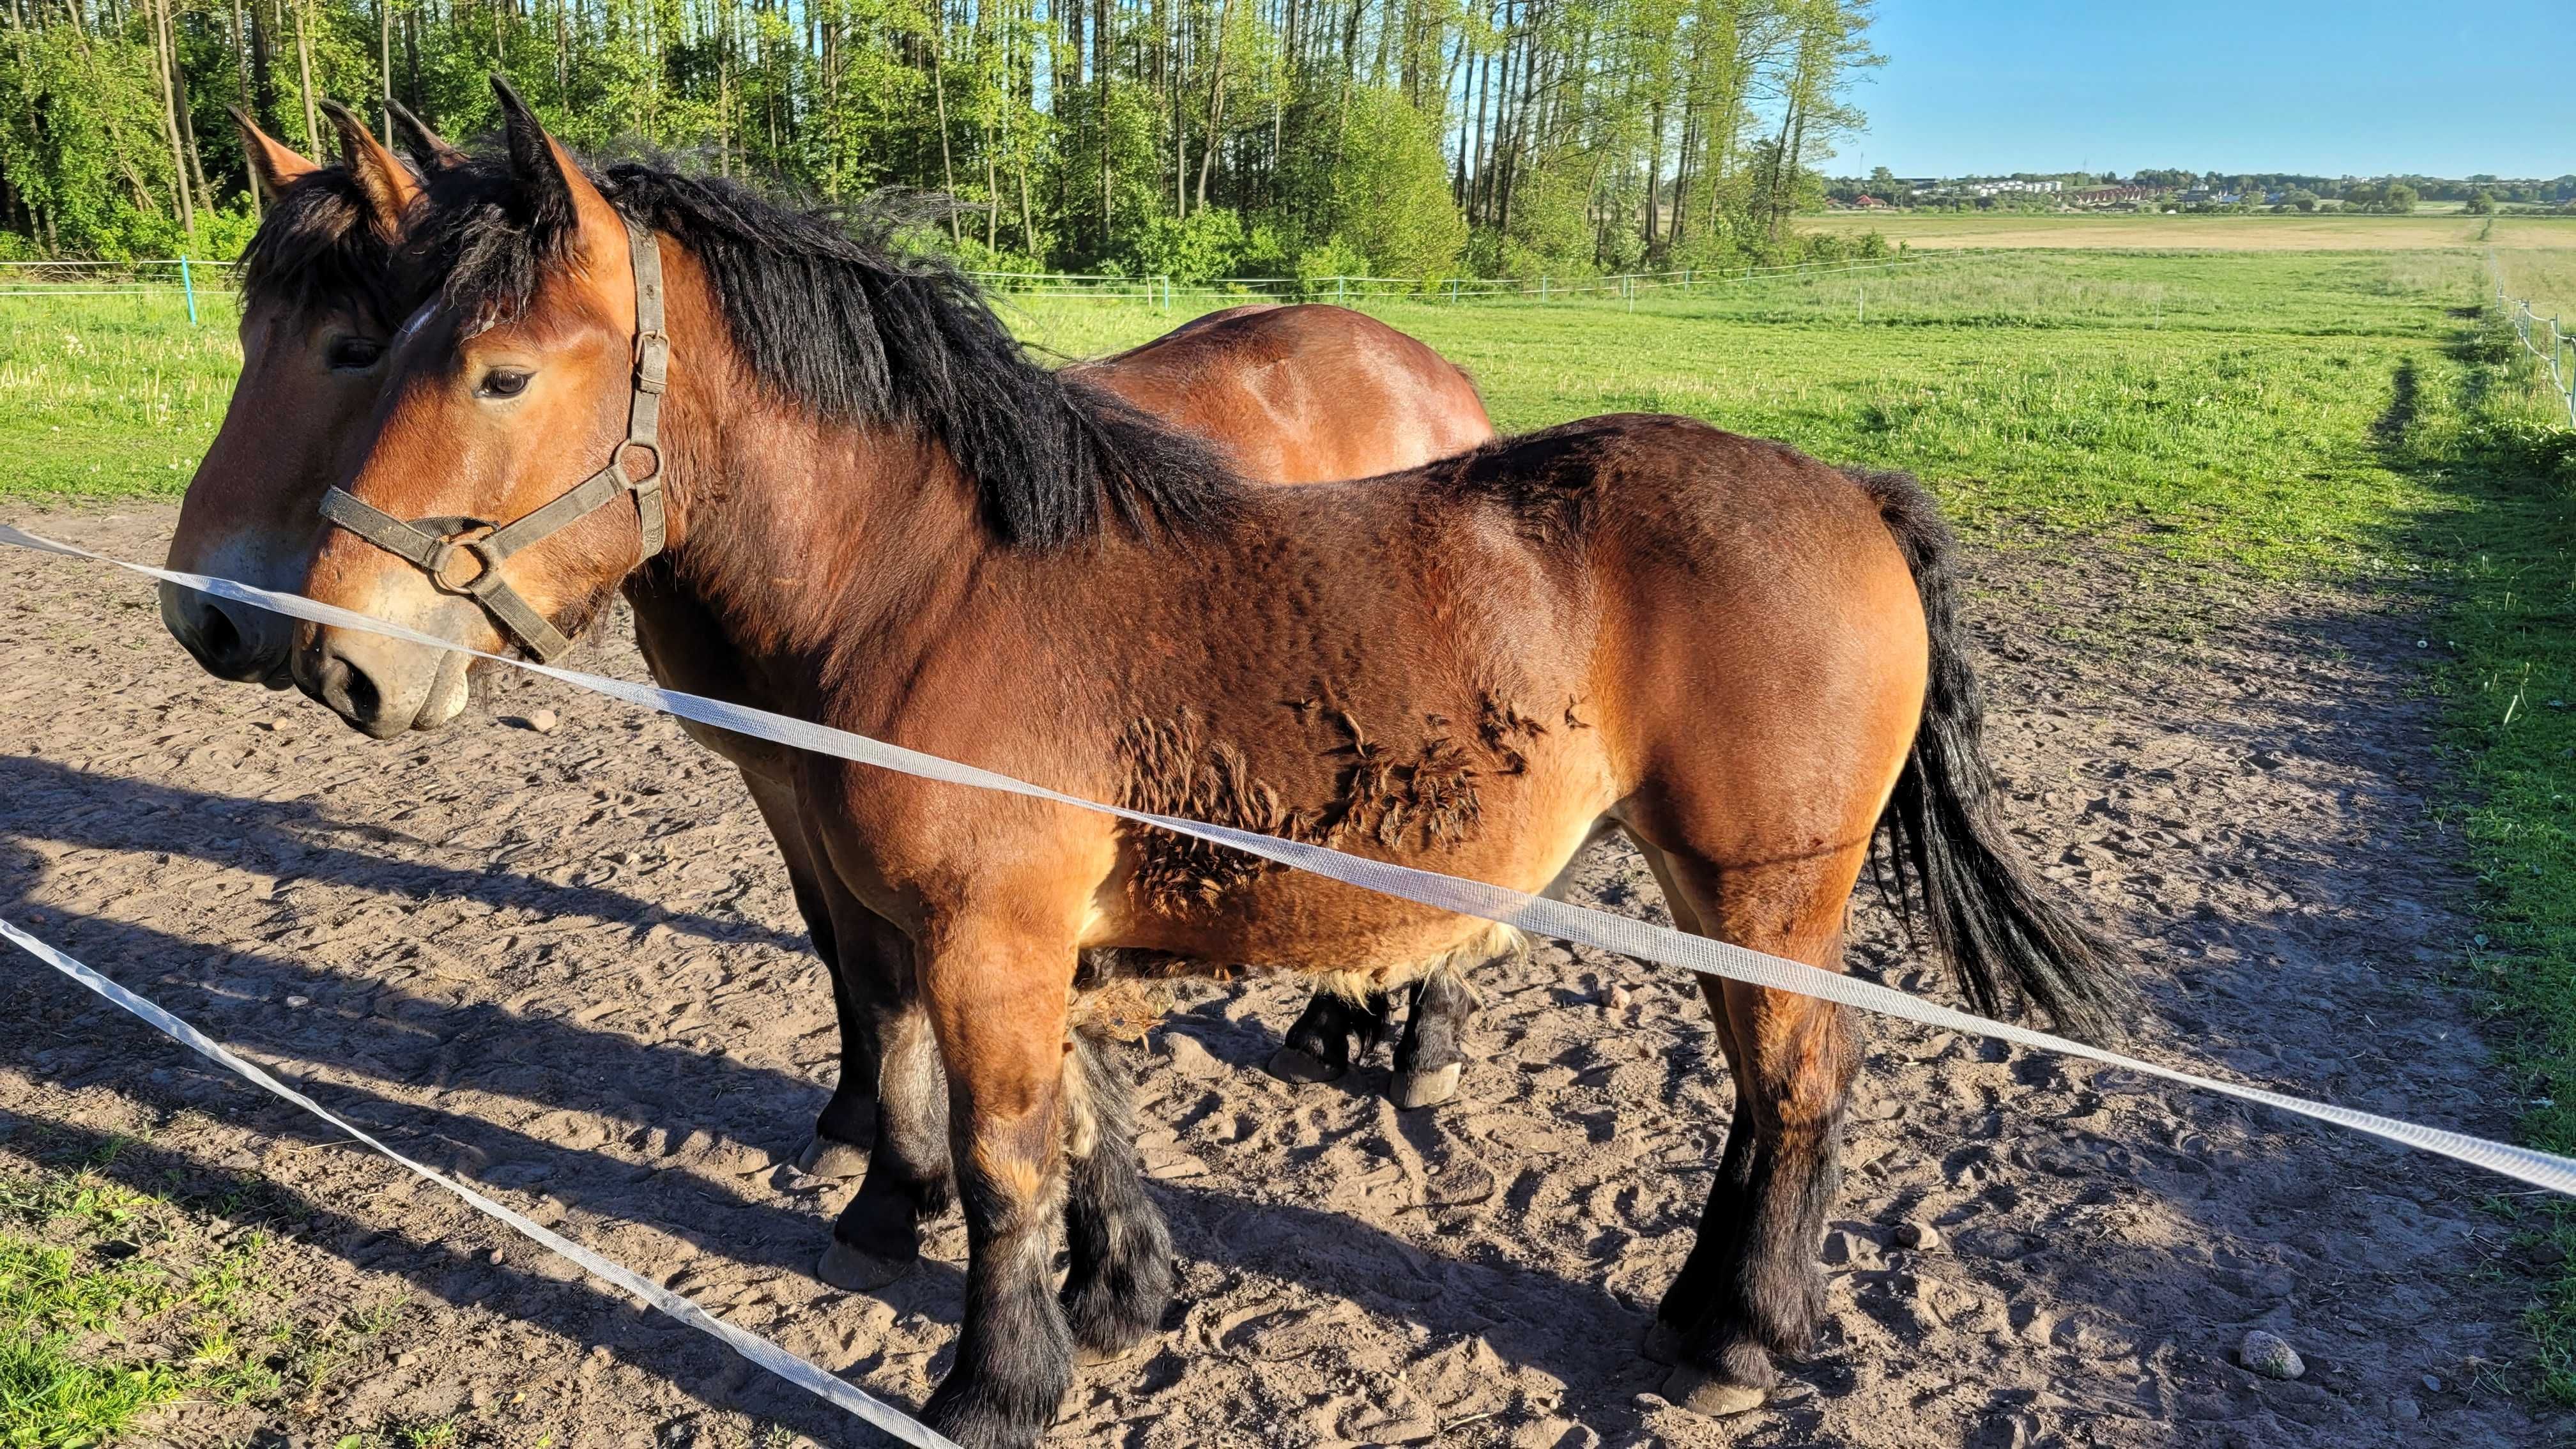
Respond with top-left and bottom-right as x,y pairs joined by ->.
1,503 -> 2566,1448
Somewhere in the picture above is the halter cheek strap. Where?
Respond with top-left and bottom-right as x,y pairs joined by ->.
318,212 -> 670,664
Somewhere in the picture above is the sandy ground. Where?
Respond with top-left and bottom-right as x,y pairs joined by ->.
1,503 -> 2567,1449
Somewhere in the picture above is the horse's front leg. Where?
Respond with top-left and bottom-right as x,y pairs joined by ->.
919,915 -> 1082,1449
1388,964 -> 1476,1108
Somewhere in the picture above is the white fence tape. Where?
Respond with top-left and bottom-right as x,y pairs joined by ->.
8,524 -> 2576,1209
0,914 -> 959,1449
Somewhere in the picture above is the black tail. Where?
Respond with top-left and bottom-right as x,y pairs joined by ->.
1849,468 -> 2136,1043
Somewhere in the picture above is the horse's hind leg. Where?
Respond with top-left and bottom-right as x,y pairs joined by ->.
742,778 -> 877,1178
1645,844 -> 1865,1417
1267,987 -> 1395,1084
1389,965 -> 1474,1108
1060,1018 -> 1175,1363
813,893 -> 955,1291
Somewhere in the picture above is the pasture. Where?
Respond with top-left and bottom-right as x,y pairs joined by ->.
4,241 -> 2576,1446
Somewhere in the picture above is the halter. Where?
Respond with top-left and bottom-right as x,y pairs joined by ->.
318,212 -> 670,664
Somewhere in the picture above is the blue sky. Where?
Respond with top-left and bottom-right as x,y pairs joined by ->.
1845,1 -> 2574,180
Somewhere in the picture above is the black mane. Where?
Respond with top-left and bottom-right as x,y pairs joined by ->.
238,167 -> 403,326
402,155 -> 1239,550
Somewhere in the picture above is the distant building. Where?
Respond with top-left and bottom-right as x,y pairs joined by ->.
2071,185 -> 2163,206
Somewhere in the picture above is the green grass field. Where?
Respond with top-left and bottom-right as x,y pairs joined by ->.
995,249 -> 2486,576
6,238 -> 2576,1407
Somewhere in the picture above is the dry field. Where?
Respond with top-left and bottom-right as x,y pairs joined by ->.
1805,210 -> 2576,252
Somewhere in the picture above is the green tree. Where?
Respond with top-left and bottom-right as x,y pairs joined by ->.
0,0 -> 1881,274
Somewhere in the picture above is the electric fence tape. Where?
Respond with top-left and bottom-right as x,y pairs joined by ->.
0,912 -> 960,1449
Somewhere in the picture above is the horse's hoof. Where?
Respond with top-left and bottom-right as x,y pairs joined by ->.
816,1239 -> 914,1292
1266,1044 -> 1345,1084
1390,1062 -> 1463,1110
1077,1337 -> 1151,1368
1639,1319 -> 1686,1366
1660,1365 -> 1772,1418
793,1133 -> 870,1181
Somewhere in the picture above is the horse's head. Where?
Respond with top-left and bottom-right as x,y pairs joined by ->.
161,103 -> 441,686
295,80 -> 675,737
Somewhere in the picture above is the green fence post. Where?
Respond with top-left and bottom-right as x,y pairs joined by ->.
1450,276 -> 1459,303
1337,275 -> 1347,305
1540,273 -> 1548,300
180,256 -> 197,326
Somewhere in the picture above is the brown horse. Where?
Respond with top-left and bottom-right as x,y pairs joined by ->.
159,111 -> 1499,1180
288,87 -> 2126,1446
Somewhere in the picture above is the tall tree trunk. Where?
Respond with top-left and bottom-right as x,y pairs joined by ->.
229,0 -> 256,210
1192,0 -> 1228,210
984,122 -> 1000,247
293,0 -> 316,153
1643,98 -> 1663,250
148,0 -> 195,235
930,35 -> 960,240
250,0 -> 275,130
1095,0 -> 1111,254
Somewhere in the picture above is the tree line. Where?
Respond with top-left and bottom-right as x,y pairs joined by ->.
0,0 -> 1882,277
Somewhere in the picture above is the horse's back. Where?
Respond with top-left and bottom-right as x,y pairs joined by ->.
1075,304 -> 1494,483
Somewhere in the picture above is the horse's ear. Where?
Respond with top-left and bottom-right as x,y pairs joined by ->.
491,73 -> 627,293
318,100 -> 419,238
231,107 -> 318,202
385,99 -> 468,173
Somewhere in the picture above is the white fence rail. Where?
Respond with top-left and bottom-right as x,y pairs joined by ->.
967,252 -> 1940,309
2492,253 -> 2576,427
0,251 -> 1933,323
0,257 -> 230,322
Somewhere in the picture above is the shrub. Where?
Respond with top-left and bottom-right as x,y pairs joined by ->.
1126,206 -> 1250,283
1327,89 -> 1466,277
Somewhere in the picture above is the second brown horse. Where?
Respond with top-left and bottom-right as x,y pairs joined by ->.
156,110 -> 1501,1187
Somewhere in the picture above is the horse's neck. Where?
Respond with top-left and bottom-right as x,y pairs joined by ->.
659,401 -> 993,717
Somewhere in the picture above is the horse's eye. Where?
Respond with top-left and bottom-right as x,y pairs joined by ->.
479,369 -> 532,399
325,337 -> 383,371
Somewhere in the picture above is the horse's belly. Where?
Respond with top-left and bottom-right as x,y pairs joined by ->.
1093,746 -> 1616,981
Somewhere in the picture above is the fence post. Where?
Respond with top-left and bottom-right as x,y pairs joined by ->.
179,256 -> 197,326
1337,275 -> 1347,305
1540,274 -> 1549,300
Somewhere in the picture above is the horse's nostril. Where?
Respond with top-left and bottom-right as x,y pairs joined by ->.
341,663 -> 380,723
314,648 -> 387,732
198,606 -> 241,666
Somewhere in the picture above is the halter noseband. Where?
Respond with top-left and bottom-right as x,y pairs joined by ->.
318,213 -> 670,664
